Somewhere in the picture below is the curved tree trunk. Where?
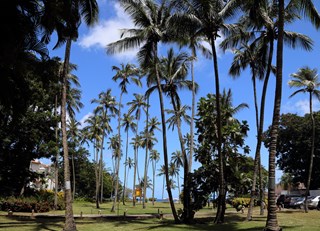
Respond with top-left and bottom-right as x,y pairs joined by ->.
304,93 -> 315,213
265,1 -> 283,230
170,95 -> 191,222
61,38 -> 76,231
153,43 -> 179,223
210,38 -> 225,224
247,40 -> 274,220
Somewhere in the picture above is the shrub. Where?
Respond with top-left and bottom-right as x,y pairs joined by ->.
0,190 -> 65,213
231,197 -> 251,208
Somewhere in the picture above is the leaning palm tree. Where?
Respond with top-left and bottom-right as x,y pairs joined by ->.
289,66 -> 320,212
121,113 -> 137,205
107,0 -> 180,221
149,149 -> 160,205
111,63 -> 141,212
127,93 -> 148,206
41,1 -> 99,229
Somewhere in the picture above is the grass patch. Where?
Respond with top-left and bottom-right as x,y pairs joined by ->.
1,201 -> 320,230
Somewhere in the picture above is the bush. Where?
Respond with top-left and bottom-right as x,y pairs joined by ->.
231,197 -> 251,208
0,190 -> 65,213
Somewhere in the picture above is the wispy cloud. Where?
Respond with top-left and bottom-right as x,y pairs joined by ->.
78,3 -> 138,61
79,112 -> 93,129
283,99 -> 320,115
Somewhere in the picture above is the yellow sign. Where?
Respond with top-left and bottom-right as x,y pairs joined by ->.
135,188 -> 142,197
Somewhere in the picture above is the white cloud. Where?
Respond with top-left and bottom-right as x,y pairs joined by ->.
78,3 -> 139,61
79,112 -> 94,129
283,99 -> 320,115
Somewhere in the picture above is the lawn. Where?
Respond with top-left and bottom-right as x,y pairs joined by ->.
1,201 -> 319,230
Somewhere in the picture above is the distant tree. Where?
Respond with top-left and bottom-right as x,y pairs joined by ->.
264,112 -> 320,191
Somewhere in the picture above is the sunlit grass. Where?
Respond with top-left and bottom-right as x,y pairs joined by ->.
1,201 -> 320,230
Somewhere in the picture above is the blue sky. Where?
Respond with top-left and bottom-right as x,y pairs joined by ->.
47,0 -> 320,199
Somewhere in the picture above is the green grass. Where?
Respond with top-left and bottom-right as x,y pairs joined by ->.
1,202 -> 320,230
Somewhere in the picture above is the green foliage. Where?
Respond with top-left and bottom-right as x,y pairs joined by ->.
263,112 -> 320,189
0,190 -> 65,212
190,91 -> 251,214
231,197 -> 251,208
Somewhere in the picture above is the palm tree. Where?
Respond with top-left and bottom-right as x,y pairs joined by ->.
157,165 -> 166,200
127,93 -> 148,206
107,134 -> 121,210
173,1 -> 240,222
222,0 -> 316,219
83,114 -> 103,208
124,157 -> 134,199
111,63 -> 141,212
261,1 -> 320,229
67,118 -> 82,201
107,0 -> 180,221
121,113 -> 137,204
42,1 -> 99,229
171,151 -> 183,201
91,89 -> 118,203
175,33 -> 212,174
149,149 -> 160,205
141,122 -> 158,209
289,66 -> 320,212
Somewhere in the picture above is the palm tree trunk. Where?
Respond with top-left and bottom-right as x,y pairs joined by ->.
304,93 -> 315,213
71,153 -> 75,201
61,38 -> 76,231
123,130 -> 129,205
133,144 -> 137,206
152,160 -> 156,206
189,53 -> 195,172
170,95 -> 191,222
143,96 -> 150,209
99,133 -> 105,204
248,39 -> 275,220
265,0 -> 283,230
111,93 -> 122,213
153,42 -> 179,223
54,95 -> 59,210
95,142 -> 100,209
211,37 -> 225,224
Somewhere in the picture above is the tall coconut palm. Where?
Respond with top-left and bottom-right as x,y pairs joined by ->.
124,157 -> 134,199
121,113 -> 137,205
111,63 -> 141,212
173,0 -> 240,222
66,118 -> 82,201
107,0 -> 180,221
222,0 -> 316,219
91,89 -> 118,203
127,93 -> 148,206
289,66 -> 320,212
157,165 -> 166,200
141,120 -> 159,209
107,134 -> 121,209
41,1 -> 99,229
261,0 -> 320,229
171,151 -> 184,201
149,149 -> 160,205
83,114 -> 103,208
